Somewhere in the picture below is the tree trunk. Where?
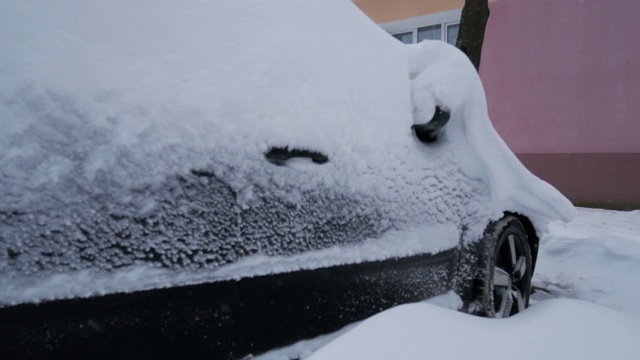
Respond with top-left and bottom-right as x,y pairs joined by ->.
456,0 -> 490,71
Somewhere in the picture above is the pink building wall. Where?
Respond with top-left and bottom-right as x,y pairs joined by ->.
480,0 -> 640,154
478,0 -> 640,208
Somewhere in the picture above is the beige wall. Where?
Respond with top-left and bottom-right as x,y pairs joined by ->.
354,0 -> 465,23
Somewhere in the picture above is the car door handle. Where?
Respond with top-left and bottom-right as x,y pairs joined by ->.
265,147 -> 329,166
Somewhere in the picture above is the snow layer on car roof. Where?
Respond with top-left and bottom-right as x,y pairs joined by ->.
0,0 -> 412,191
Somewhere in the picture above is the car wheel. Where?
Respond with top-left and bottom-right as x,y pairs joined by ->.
474,215 -> 532,318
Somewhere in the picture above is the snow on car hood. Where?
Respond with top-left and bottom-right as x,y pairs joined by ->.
0,0 -> 573,302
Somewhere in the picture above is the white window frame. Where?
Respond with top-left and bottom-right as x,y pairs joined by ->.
382,9 -> 462,44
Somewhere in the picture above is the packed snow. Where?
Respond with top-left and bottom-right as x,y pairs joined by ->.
256,208 -> 640,359
1,0 -> 571,305
307,298 -> 640,360
532,208 -> 640,319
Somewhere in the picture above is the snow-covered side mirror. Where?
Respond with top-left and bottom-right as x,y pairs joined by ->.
411,106 -> 451,143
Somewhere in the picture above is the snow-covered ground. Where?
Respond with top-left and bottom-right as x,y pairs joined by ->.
532,207 -> 640,319
257,207 -> 640,359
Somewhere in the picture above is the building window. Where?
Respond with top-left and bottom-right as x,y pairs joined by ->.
417,24 -> 441,42
393,31 -> 414,45
381,9 -> 461,46
446,23 -> 460,45
391,21 -> 459,45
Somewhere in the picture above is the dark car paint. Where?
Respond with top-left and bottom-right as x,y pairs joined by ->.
0,249 -> 458,359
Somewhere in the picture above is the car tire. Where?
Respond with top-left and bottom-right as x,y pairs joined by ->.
473,215 -> 533,318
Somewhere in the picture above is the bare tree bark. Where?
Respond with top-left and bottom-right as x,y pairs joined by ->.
456,0 -> 490,71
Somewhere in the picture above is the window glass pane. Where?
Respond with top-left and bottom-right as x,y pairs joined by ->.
392,32 -> 413,44
446,23 -> 460,45
417,24 -> 441,42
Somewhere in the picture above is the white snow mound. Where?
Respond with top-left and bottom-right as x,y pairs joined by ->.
309,299 -> 640,360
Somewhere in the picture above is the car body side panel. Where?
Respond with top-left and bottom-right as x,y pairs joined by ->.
0,250 -> 458,359
1,149 -> 490,306
0,169 -> 389,278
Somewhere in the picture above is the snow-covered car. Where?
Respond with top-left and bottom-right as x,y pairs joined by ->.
0,0 -> 574,358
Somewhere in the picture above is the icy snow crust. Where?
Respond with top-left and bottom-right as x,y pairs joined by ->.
0,0 -> 573,304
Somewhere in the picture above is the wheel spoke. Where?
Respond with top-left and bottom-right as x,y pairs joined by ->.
493,267 -> 511,288
511,255 -> 527,282
507,234 -> 517,267
511,288 -> 525,314
496,288 -> 513,318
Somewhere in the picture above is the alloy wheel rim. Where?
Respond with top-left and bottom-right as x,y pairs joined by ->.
493,233 -> 528,318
